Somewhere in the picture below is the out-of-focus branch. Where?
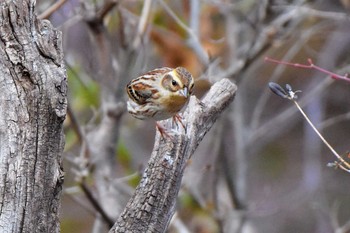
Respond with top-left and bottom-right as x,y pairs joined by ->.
132,0 -> 153,49
272,5 -> 350,21
80,181 -> 115,228
109,78 -> 237,233
331,202 -> 350,233
250,23 -> 326,131
96,0 -> 119,21
243,2 -> 306,70
38,0 -> 67,19
78,1 -> 128,231
158,0 -> 209,65
319,112 -> 350,130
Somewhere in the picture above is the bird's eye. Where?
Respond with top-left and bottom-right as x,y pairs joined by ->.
171,80 -> 178,86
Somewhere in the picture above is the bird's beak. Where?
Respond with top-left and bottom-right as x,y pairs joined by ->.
179,87 -> 189,97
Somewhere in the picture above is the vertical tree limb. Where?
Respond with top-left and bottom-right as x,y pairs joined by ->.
110,78 -> 237,233
0,1 -> 66,232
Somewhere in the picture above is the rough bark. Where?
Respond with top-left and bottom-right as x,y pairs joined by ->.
0,1 -> 66,232
110,78 -> 237,233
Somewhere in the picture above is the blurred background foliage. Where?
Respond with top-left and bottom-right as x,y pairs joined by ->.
37,0 -> 350,232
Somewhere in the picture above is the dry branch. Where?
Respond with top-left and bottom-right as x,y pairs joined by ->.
110,78 -> 237,233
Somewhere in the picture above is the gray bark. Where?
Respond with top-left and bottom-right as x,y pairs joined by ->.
0,1 -> 66,232
110,78 -> 237,233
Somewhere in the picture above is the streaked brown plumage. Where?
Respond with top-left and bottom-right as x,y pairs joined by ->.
126,67 -> 194,135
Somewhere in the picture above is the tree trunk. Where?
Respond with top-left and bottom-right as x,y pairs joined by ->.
0,1 -> 66,232
110,79 -> 237,233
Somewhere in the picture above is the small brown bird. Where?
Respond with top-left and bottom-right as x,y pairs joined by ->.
126,67 -> 194,136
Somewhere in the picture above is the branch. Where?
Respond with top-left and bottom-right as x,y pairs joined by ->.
268,82 -> 350,173
109,78 -> 237,232
0,1 -> 66,232
96,0 -> 119,22
80,181 -> 115,228
132,0 -> 153,49
157,0 -> 209,65
38,0 -> 67,19
265,57 -> 350,83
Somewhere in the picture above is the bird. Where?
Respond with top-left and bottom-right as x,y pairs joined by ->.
126,67 -> 194,137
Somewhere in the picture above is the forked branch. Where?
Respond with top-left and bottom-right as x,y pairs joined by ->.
265,57 -> 350,83
109,78 -> 237,233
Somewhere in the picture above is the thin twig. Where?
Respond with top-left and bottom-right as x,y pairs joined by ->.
67,103 -> 83,144
251,22 -> 328,131
97,0 -> 119,20
318,112 -> 350,130
265,57 -> 350,83
269,82 -> 350,172
80,181 -> 115,228
272,5 -> 350,21
132,0 -> 153,49
293,100 -> 350,168
38,0 -> 68,19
